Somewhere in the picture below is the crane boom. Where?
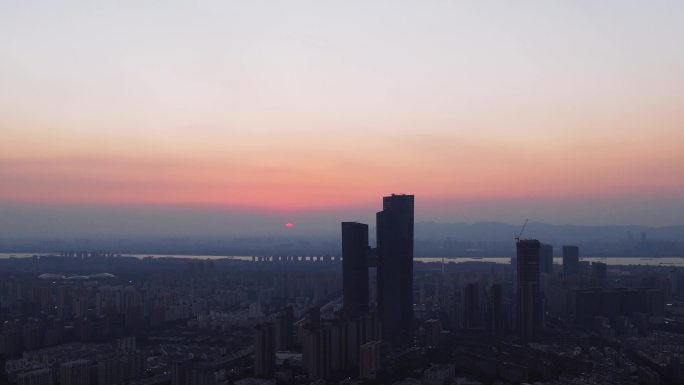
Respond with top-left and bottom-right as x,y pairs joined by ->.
514,218 -> 529,242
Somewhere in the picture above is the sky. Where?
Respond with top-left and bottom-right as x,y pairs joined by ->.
1,1 -> 683,237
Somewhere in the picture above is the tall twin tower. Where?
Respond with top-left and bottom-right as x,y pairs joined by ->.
342,194 -> 414,346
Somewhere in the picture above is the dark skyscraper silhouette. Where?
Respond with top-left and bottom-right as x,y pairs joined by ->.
342,222 -> 370,319
592,261 -> 607,280
540,243 -> 553,274
464,282 -> 481,329
254,323 -> 275,378
562,245 -> 580,276
377,194 -> 415,345
487,283 -> 504,340
516,239 -> 542,344
275,306 -> 294,351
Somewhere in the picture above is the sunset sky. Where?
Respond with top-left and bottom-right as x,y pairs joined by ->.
1,1 -> 683,236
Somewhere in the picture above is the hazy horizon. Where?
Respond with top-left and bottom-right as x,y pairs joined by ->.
2,197 -> 684,239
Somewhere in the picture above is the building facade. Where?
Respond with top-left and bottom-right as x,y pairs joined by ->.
377,194 -> 414,345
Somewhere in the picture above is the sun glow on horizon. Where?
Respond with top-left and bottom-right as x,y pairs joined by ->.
0,1 -> 683,224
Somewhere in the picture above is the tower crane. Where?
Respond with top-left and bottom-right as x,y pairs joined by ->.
514,219 -> 529,243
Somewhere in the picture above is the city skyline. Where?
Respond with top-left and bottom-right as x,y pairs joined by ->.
2,1 -> 684,231
1,2 -> 684,384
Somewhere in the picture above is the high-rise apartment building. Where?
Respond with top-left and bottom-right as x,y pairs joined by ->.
254,323 -> 275,377
464,282 -> 481,329
516,239 -> 542,344
359,341 -> 382,379
540,244 -> 554,274
275,306 -> 294,351
563,245 -> 580,276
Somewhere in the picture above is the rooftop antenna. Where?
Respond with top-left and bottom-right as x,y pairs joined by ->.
514,219 -> 529,243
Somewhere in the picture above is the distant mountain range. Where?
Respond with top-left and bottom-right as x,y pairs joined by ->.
0,222 -> 682,257
415,221 -> 684,243
411,222 -> 684,257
